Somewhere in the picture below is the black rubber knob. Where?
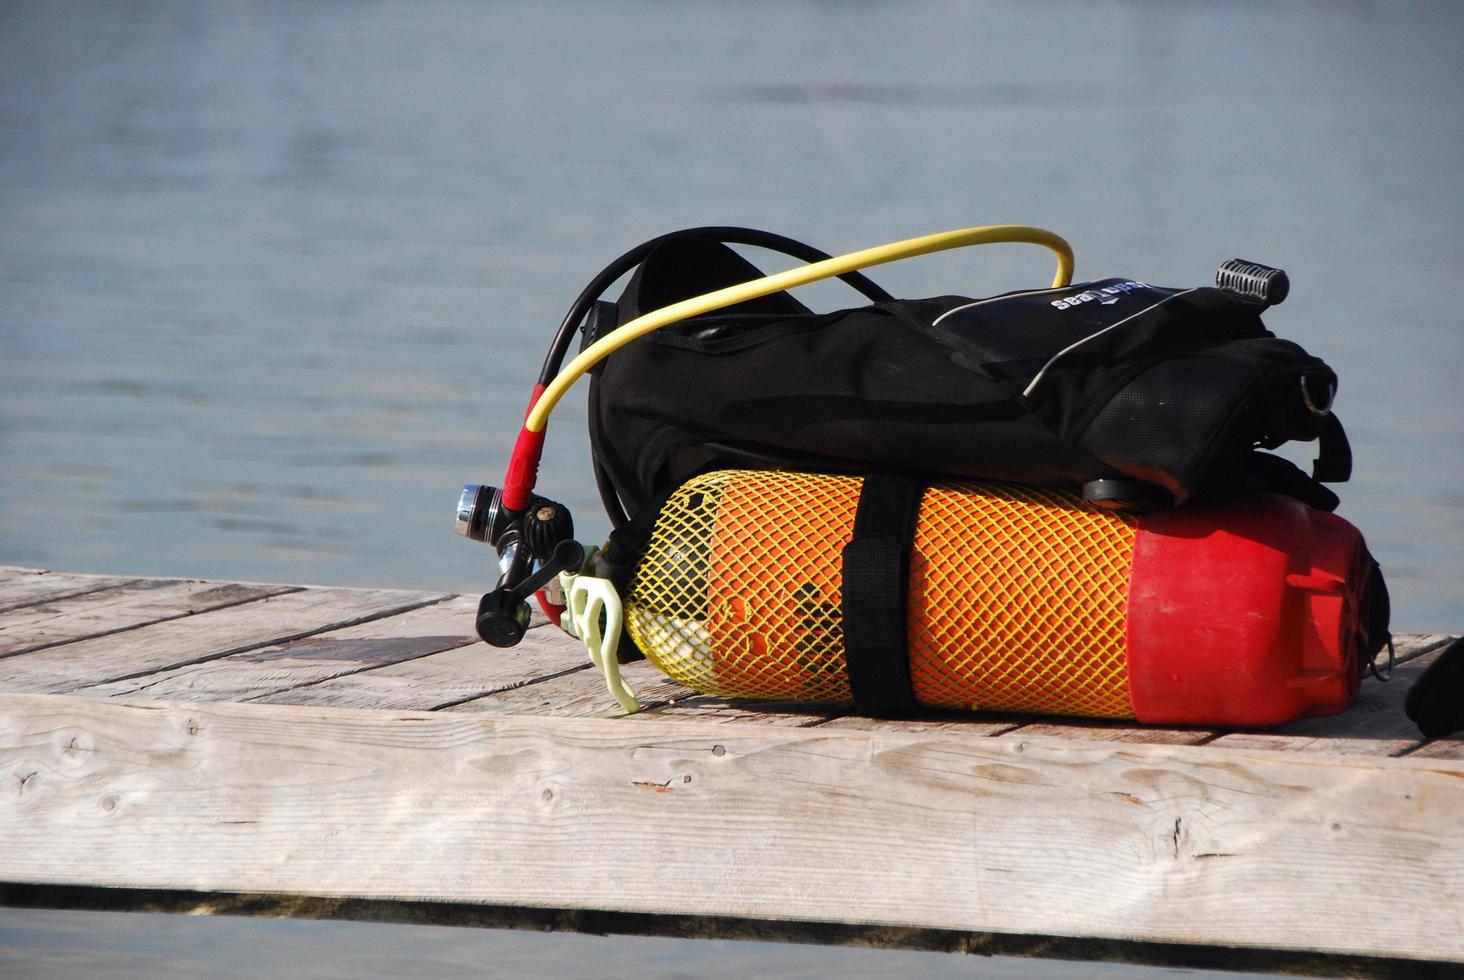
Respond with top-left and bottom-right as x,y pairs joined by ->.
1216,259 -> 1290,306
475,589 -> 531,648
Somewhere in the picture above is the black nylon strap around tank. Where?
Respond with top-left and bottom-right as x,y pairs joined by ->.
840,474 -> 925,715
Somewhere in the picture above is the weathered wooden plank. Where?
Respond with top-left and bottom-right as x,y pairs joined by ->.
424,623 -> 1060,730
0,580 -> 298,657
663,703 -> 1196,741
0,566 -> 46,589
434,629 -> 832,724
68,596 -> 483,704
0,587 -> 447,694
0,570 -> 144,615
643,700 -> 1188,738
813,713 -> 1015,736
255,623 -> 574,711
633,692 -> 845,727
822,713 -> 1203,744
1,693 -> 1460,963
818,714 -> 1201,743
445,657 -> 694,718
1409,737 -> 1464,760
1391,633 -> 1459,664
458,677 -> 847,726
1000,720 -> 1213,745
1207,642 -> 1452,757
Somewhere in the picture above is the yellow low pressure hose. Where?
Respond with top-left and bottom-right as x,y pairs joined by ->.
524,224 -> 1074,433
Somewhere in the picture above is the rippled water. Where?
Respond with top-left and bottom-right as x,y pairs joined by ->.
0,0 -> 1460,974
2,0 -> 1461,630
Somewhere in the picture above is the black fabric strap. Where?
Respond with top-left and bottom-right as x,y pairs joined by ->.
1365,557 -> 1391,665
840,474 -> 925,715
1312,411 -> 1353,483
1244,451 -> 1340,513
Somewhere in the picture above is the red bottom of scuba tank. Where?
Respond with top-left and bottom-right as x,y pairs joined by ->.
1126,493 -> 1369,728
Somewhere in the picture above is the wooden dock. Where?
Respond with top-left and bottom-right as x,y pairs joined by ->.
1,565 -> 1460,973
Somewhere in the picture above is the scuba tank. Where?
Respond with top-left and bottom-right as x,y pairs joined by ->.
615,469 -> 1372,727
450,225 -> 1397,728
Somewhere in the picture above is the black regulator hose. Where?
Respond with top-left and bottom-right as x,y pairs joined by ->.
535,226 -> 897,528
535,226 -> 895,387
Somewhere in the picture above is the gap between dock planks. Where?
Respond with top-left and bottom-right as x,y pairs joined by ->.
0,577 -> 302,658
0,585 -> 450,694
0,569 -> 148,615
1,692 -> 1462,966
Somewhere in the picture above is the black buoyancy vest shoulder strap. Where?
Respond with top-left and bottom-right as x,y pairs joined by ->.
840,474 -> 925,715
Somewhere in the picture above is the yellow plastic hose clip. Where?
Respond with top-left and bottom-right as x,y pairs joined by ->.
560,571 -> 639,715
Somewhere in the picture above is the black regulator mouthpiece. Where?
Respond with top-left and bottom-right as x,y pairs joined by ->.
453,484 -> 582,648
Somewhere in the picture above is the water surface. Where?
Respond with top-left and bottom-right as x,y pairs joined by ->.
1,0 -> 1460,627
0,907 -> 1307,980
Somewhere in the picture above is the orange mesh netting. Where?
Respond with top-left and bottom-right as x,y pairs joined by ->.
623,470 -> 1137,718
907,481 -> 1135,717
